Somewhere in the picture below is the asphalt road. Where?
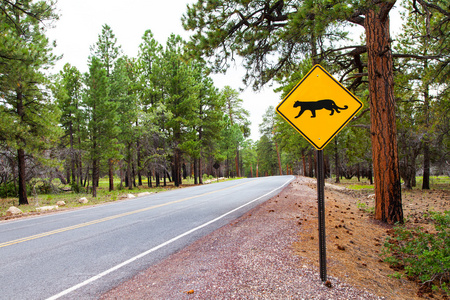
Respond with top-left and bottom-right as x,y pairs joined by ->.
0,175 -> 294,300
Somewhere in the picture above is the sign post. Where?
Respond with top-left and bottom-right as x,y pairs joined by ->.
317,149 -> 326,281
276,65 -> 363,282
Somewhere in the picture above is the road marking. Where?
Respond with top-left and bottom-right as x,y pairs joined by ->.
46,176 -> 294,300
0,180 -> 254,248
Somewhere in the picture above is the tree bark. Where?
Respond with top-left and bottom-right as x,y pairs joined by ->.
16,86 -> 28,205
92,159 -> 98,197
17,149 -> 28,205
275,141 -> 282,175
194,158 -> 198,184
108,158 -> 114,191
334,138 -> 340,183
365,3 -> 403,224
198,157 -> 203,184
174,147 -> 182,187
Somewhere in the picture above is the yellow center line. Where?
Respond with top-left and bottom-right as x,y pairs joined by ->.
0,180 -> 254,248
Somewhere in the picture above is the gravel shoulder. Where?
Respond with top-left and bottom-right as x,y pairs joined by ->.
101,176 -> 382,300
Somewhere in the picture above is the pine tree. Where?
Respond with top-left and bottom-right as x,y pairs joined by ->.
83,57 -> 119,197
155,34 -> 199,187
90,24 -> 122,191
220,86 -> 250,177
54,63 -> 83,186
0,0 -> 61,205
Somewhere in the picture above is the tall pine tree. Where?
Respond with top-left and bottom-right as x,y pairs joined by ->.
0,0 -> 61,204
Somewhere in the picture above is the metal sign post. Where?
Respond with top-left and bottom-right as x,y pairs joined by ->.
317,150 -> 327,281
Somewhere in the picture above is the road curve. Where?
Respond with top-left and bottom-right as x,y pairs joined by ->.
0,175 -> 294,300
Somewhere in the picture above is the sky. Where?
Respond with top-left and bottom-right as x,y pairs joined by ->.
46,1 -> 403,142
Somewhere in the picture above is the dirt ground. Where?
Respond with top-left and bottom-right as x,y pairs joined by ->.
295,178 -> 450,300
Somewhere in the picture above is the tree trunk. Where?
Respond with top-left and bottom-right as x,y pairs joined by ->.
174,147 -> 182,187
275,141 -> 282,175
422,83 -> 431,189
235,148 -> 240,177
155,168 -> 160,187
302,149 -> 307,176
92,159 -> 98,197
365,3 -> 403,224
137,140 -> 142,186
334,138 -> 340,183
17,149 -> 28,205
194,158 -> 198,185
148,171 -> 152,188
16,86 -> 28,205
308,150 -> 314,177
70,123 -> 76,184
108,158 -> 114,191
198,157 -> 203,184
422,143 -> 430,189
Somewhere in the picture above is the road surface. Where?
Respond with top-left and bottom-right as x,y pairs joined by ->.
0,176 -> 294,299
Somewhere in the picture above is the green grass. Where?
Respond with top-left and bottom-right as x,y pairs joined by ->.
414,176 -> 450,190
329,175 -> 450,191
328,177 -> 375,191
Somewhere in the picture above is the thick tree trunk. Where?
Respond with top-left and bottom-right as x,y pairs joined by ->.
365,3 -> 403,224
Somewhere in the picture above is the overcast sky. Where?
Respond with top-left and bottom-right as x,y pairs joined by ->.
46,1 -> 403,142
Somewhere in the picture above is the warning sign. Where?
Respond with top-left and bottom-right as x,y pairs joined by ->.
276,65 -> 363,150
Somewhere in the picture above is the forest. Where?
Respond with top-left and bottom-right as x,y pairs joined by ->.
0,0 -> 449,220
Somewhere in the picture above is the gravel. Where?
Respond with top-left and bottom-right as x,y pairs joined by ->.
101,177 -> 384,300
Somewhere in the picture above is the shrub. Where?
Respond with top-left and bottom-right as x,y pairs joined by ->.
70,182 -> 85,194
382,211 -> 450,296
0,182 -> 17,198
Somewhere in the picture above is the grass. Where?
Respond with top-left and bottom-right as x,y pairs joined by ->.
329,175 -> 450,191
0,175 -> 230,218
328,176 -> 375,191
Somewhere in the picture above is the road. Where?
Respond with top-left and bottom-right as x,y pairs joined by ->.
0,176 -> 294,300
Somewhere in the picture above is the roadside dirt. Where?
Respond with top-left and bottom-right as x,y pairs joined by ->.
101,176 -> 382,299
101,176 -> 449,299
295,178 -> 450,300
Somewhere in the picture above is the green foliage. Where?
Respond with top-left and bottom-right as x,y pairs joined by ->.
356,201 -> 375,214
0,182 -> 17,198
382,211 -> 450,295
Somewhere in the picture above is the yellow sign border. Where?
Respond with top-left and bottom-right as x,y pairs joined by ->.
276,65 -> 363,150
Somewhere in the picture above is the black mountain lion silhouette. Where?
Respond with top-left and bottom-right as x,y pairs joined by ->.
293,99 -> 348,118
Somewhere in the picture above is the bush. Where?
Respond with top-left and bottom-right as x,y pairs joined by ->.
382,211 -> 450,296
0,182 -> 16,198
70,182 -> 85,194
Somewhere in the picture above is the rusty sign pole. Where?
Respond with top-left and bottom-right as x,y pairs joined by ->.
317,149 -> 327,282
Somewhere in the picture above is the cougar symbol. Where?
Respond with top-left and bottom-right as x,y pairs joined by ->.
294,99 -> 348,118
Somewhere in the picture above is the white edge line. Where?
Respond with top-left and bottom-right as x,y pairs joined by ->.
46,176 -> 294,300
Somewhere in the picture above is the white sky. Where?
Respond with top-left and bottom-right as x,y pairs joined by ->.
46,1 -> 403,142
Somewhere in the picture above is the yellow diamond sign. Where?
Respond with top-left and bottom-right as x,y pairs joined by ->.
276,65 -> 363,150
